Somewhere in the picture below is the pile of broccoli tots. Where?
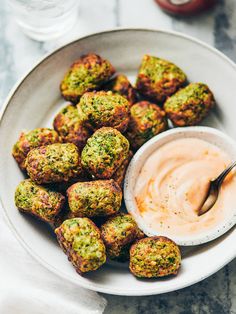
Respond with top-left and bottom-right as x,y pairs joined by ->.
13,53 -> 215,278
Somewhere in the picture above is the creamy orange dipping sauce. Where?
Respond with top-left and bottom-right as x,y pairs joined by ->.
134,138 -> 236,237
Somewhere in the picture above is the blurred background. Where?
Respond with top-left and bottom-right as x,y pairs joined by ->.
1,0 -> 236,107
1,0 -> 236,313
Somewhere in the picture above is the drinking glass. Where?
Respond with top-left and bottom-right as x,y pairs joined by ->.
9,0 -> 79,41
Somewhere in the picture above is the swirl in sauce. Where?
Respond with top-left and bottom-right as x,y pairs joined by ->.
134,138 -> 236,237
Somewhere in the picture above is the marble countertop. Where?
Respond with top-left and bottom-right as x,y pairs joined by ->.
1,0 -> 236,313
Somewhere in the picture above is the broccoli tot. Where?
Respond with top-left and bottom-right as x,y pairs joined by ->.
12,128 -> 61,170
55,218 -> 106,274
26,143 -> 83,184
81,127 -> 130,179
164,83 -> 215,126
60,53 -> 115,103
130,236 -> 181,278
67,179 -> 122,218
136,55 -> 186,103
126,101 -> 168,150
15,179 -> 65,224
77,91 -> 130,133
101,213 -> 145,262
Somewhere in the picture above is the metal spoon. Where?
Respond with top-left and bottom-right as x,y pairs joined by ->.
198,161 -> 236,216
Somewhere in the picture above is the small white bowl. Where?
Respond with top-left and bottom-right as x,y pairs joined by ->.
124,126 -> 236,246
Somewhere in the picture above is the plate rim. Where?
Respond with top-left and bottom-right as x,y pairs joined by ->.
1,27 -> 236,296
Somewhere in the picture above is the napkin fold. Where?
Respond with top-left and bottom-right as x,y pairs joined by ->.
0,211 -> 107,314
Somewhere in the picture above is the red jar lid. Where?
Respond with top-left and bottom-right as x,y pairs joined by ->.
155,0 -> 216,16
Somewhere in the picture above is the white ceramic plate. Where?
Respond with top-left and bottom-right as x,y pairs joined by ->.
0,29 -> 236,296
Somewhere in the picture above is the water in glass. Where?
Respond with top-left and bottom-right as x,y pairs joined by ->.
9,0 -> 79,41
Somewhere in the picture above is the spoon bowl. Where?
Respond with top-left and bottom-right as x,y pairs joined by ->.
198,161 -> 236,216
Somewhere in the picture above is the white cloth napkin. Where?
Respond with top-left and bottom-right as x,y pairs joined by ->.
0,210 -> 107,314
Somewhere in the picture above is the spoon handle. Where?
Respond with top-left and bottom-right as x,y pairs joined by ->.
214,161 -> 236,186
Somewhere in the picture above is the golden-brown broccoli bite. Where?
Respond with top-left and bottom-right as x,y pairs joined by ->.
25,143 -> 83,184
55,218 -> 106,274
164,83 -> 215,126
112,150 -> 133,187
77,91 -> 130,133
81,127 -> 130,179
12,128 -> 61,170
60,53 -> 115,103
15,179 -> 65,224
129,236 -> 181,278
67,179 -> 122,218
101,213 -> 145,262
104,74 -> 137,106
53,104 -> 91,149
126,101 -> 168,150
136,55 -> 186,103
